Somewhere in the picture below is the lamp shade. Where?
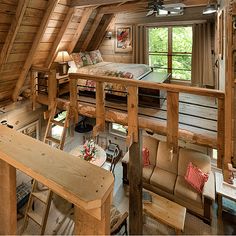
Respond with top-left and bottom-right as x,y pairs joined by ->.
203,4 -> 218,15
54,51 -> 72,63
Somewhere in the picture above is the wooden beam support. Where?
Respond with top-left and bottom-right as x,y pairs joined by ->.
69,77 -> 79,123
127,86 -> 142,234
0,0 -> 30,69
80,11 -> 104,52
167,91 -> 179,153
46,7 -> 75,68
217,97 -> 225,169
30,70 -> 38,111
74,192 -> 112,235
91,14 -> 114,50
224,6 -> 234,182
48,69 -> 57,112
93,81 -> 105,137
12,0 -> 59,102
70,0 -> 138,7
128,140 -> 143,235
68,7 -> 94,53
0,160 -> 17,235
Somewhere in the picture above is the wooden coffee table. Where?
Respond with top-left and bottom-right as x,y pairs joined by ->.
143,191 -> 186,234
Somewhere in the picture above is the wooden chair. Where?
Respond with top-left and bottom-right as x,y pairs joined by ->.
103,148 -> 121,174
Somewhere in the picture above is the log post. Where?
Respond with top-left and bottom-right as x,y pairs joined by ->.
217,97 -> 225,168
31,70 -> 38,111
48,69 -> 57,112
69,77 -> 79,124
93,81 -> 105,138
0,160 -> 17,234
167,91 -> 179,154
73,192 -> 112,235
127,86 -> 142,235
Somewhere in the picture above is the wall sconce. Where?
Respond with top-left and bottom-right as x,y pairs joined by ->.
105,31 -> 112,39
54,51 -> 72,76
203,1 -> 218,15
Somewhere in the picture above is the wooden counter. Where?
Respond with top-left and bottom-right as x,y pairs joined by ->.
0,125 -> 114,234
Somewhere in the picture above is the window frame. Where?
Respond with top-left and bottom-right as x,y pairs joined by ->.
147,25 -> 193,81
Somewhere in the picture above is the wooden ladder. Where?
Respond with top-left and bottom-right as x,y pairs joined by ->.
22,98 -> 74,234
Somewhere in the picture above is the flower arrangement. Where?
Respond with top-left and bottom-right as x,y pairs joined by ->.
81,139 -> 97,161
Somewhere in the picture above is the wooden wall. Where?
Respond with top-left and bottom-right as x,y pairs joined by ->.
99,6 -> 214,64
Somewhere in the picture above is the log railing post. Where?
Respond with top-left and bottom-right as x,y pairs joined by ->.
69,77 -> 79,124
167,91 -> 179,155
31,70 -> 38,111
48,69 -> 57,112
127,86 -> 142,235
0,160 -> 17,234
93,81 -> 105,138
217,97 -> 225,169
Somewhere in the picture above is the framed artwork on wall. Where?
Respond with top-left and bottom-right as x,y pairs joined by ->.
115,25 -> 132,53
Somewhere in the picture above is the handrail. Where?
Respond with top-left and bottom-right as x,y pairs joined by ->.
69,72 -> 225,99
0,125 -> 114,234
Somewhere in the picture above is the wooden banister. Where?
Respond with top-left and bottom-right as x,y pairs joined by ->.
69,72 -> 225,98
0,126 -> 114,235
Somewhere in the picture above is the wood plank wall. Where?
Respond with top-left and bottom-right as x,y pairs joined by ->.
99,6 -> 214,64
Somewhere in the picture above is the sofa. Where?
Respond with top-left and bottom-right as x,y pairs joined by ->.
122,135 -> 215,224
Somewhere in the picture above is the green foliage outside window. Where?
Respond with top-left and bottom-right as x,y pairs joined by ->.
148,26 -> 192,81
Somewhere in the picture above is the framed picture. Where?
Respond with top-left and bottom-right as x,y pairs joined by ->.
115,25 -> 132,53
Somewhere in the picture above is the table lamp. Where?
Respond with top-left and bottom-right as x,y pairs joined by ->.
54,51 -> 72,76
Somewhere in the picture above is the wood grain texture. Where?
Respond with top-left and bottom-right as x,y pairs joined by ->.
0,125 -> 114,214
128,141 -> 142,235
0,0 -> 30,68
0,160 -> 17,234
167,91 -> 179,153
12,0 -> 60,101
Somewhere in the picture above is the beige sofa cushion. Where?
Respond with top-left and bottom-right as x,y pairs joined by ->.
178,148 -> 211,177
174,176 -> 202,208
150,167 -> 177,194
143,135 -> 159,166
143,165 -> 155,183
156,141 -> 178,175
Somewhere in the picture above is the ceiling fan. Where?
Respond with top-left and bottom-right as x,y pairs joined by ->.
146,0 -> 185,17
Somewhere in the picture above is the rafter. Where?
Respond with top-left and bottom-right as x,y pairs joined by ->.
46,7 -> 75,68
0,0 -> 30,70
91,14 -> 114,50
12,0 -> 60,101
70,0 -> 138,7
81,11 -> 104,52
68,7 -> 94,53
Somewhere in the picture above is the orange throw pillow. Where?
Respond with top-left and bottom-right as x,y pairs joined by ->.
185,162 -> 209,193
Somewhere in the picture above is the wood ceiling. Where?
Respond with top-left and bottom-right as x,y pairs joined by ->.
0,0 -> 216,103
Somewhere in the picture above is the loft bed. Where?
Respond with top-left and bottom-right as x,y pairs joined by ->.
69,51 -> 170,108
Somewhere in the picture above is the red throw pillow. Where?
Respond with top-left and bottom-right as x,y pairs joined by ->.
185,162 -> 209,193
142,147 -> 150,167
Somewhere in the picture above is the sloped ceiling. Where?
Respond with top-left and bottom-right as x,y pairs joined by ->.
0,0 -> 214,104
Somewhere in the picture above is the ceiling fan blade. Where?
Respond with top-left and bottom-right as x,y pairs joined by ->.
146,9 -> 155,16
163,7 -> 183,13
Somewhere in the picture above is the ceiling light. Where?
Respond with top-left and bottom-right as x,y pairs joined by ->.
203,3 -> 218,15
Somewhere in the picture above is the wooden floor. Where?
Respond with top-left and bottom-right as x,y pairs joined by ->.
76,93 -> 217,141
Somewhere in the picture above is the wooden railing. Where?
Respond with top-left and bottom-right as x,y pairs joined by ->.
69,72 -> 225,234
0,125 -> 114,235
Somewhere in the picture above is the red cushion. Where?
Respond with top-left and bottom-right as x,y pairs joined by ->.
185,162 -> 209,193
142,147 -> 150,167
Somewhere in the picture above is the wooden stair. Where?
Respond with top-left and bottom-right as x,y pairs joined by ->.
22,98 -> 75,234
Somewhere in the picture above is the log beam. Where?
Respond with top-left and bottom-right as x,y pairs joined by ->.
12,0 -> 59,101
46,7 -> 75,68
70,0 -> 138,7
80,11 -> 104,51
0,0 -> 30,70
167,91 -> 179,153
0,160 -> 17,235
68,7 -> 94,53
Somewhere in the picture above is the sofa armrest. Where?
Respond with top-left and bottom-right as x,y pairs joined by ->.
202,171 -> 215,201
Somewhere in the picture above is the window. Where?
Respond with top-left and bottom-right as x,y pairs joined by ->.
148,26 -> 192,81
109,123 -> 127,138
